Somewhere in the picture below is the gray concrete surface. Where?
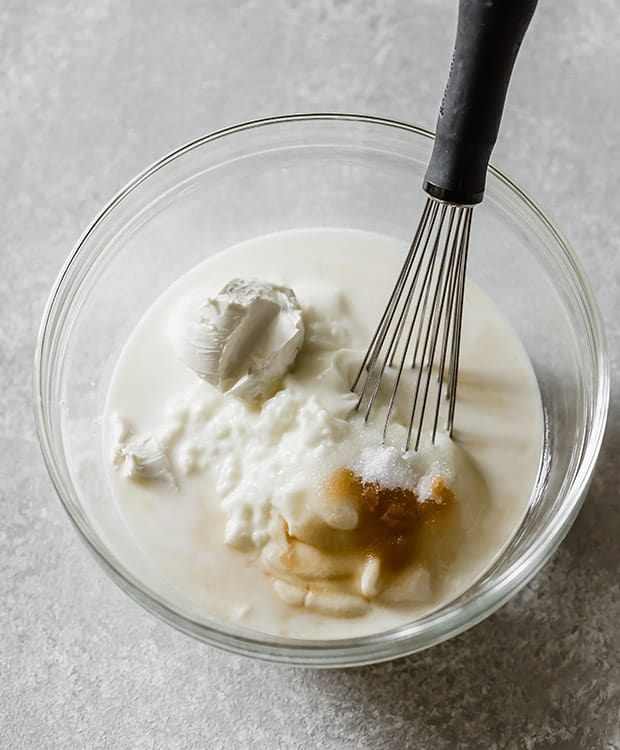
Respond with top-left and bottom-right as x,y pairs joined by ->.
1,1 -> 618,748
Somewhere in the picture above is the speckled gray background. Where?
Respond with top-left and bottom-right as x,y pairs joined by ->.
1,1 -> 618,748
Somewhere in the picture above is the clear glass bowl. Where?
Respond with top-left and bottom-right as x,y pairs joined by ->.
34,114 -> 609,667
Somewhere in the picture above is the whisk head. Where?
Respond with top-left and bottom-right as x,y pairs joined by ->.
351,197 -> 473,452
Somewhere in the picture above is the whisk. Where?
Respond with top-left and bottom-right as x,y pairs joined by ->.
352,0 -> 538,452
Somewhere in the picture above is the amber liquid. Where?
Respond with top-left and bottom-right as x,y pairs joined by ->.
322,468 -> 458,581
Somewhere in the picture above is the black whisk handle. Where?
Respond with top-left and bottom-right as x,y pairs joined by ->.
423,0 -> 538,206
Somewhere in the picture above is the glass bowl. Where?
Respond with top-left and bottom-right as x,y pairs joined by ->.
34,114 -> 609,667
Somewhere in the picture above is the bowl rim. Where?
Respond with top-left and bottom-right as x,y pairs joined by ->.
33,113 -> 610,666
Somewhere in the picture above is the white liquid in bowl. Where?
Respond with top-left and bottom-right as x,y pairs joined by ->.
103,228 -> 543,639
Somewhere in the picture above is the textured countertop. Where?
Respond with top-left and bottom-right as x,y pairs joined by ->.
1,1 -> 618,748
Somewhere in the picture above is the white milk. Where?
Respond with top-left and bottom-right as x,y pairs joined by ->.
103,228 -> 543,639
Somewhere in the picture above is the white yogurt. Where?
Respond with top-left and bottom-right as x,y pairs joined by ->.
103,228 -> 543,639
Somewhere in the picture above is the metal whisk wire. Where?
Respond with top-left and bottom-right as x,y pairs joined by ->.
351,197 -> 473,452
350,0 -> 537,452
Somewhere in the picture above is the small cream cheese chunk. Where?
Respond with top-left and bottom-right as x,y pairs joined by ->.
360,556 -> 382,598
272,580 -> 369,617
111,414 -> 175,485
380,567 -> 432,605
304,589 -> 369,617
173,278 -> 304,402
